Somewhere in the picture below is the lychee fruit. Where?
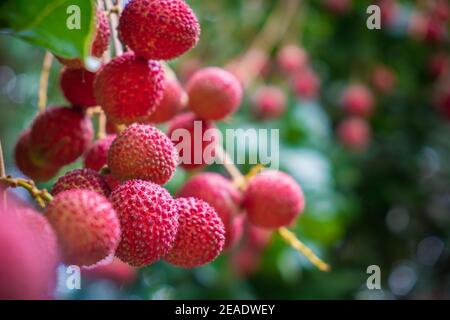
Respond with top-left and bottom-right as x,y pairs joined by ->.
177,172 -> 242,244
118,0 -> 200,61
45,189 -> 121,266
144,78 -> 187,124
110,179 -> 179,267
428,52 -> 450,79
56,9 -> 111,69
337,116 -> 372,151
371,65 -> 396,94
292,68 -> 320,100
30,107 -> 94,167
277,45 -> 309,75
84,134 -> 116,171
323,0 -> 352,15
60,67 -> 97,108
51,168 -> 111,197
167,112 -> 218,170
226,214 -> 245,250
186,67 -> 243,120
341,84 -> 375,117
94,52 -> 165,124
433,86 -> 450,120
108,124 -> 178,184
14,130 -> 60,182
251,86 -> 287,120
165,197 -> 225,268
82,257 -> 137,286
243,170 -> 305,229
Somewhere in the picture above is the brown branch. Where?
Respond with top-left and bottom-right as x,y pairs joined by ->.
97,111 -> 107,139
38,51 -> 53,112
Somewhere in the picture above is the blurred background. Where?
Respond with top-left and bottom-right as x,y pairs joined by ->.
1,0 -> 450,299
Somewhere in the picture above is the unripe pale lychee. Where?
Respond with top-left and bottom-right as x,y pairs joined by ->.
14,130 -> 60,182
187,67 -> 243,120
45,189 -> 121,267
167,113 -> 218,170
94,52 -> 165,124
56,9 -> 110,69
165,197 -> 225,268
110,180 -> 179,267
251,86 -> 287,120
337,116 -> 372,150
118,0 -> 200,60
108,124 -> 178,185
177,172 -> 242,244
243,170 -> 305,229
144,78 -> 187,124
277,45 -> 308,75
60,67 -> 97,108
51,168 -> 111,197
341,84 -> 375,117
30,107 -> 94,167
84,134 -> 116,171
292,68 -> 320,99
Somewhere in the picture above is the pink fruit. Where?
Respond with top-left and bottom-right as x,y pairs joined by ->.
341,84 -> 375,117
371,65 -> 396,94
251,86 -> 287,120
84,134 -> 116,171
51,168 -> 111,197
337,116 -> 372,150
60,67 -> 97,108
82,258 -> 137,286
277,45 -> 309,75
292,68 -> 320,100
323,0 -> 352,15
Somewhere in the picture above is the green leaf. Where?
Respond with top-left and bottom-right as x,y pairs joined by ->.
0,0 -> 95,60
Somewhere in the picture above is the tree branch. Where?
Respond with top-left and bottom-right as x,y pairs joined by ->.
38,51 -> 53,112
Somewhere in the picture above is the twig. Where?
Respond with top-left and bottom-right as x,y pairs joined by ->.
278,227 -> 330,272
38,51 -> 53,112
97,111 -> 107,139
214,145 -> 246,189
104,0 -> 124,56
0,176 -> 53,208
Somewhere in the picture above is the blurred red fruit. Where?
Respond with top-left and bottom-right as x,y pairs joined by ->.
251,86 -> 287,120
341,84 -> 375,118
337,116 -> 372,151
323,0 -> 352,15
371,65 -> 396,94
292,69 -> 320,100
277,45 -> 309,75
82,258 -> 137,286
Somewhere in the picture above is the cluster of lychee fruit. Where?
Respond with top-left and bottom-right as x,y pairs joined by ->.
5,0 -> 308,298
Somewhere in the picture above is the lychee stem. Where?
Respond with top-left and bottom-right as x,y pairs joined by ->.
0,176 -> 53,208
278,227 -> 331,272
97,111 -> 107,139
104,0 -> 124,56
38,51 -> 53,112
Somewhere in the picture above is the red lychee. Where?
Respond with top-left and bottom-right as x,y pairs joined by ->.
82,257 -> 137,286
56,9 -> 111,69
323,0 -> 352,15
30,107 -> 94,167
337,116 -> 372,151
251,86 -> 287,120
277,45 -> 309,75
144,78 -> 187,124
341,84 -> 375,117
165,197 -> 225,268
226,214 -> 245,250
118,0 -> 200,61
177,172 -> 242,245
45,189 -> 121,267
51,168 -> 111,197
167,112 -> 218,170
84,134 -> 116,171
94,52 -> 165,124
14,130 -> 60,182
371,65 -> 396,94
243,170 -> 305,229
187,67 -> 243,120
292,68 -> 320,100
108,124 -> 178,185
110,179 -> 179,267
60,67 -> 97,108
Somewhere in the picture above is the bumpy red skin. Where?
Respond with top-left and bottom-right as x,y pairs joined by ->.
94,52 -> 165,124
84,134 -> 116,171
14,130 -> 60,182
277,45 -> 309,75
57,9 -> 111,69
167,112 -> 218,170
177,172 -> 242,246
45,189 -> 121,267
0,208 -> 57,299
165,197 -> 225,268
60,67 -> 97,108
108,124 -> 178,185
111,180 -> 179,267
251,86 -> 287,120
243,170 -> 305,229
144,78 -> 187,124
341,84 -> 375,118
292,69 -> 320,100
51,168 -> 111,197
337,117 -> 372,151
187,67 -> 243,120
118,0 -> 200,61
30,107 -> 94,167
